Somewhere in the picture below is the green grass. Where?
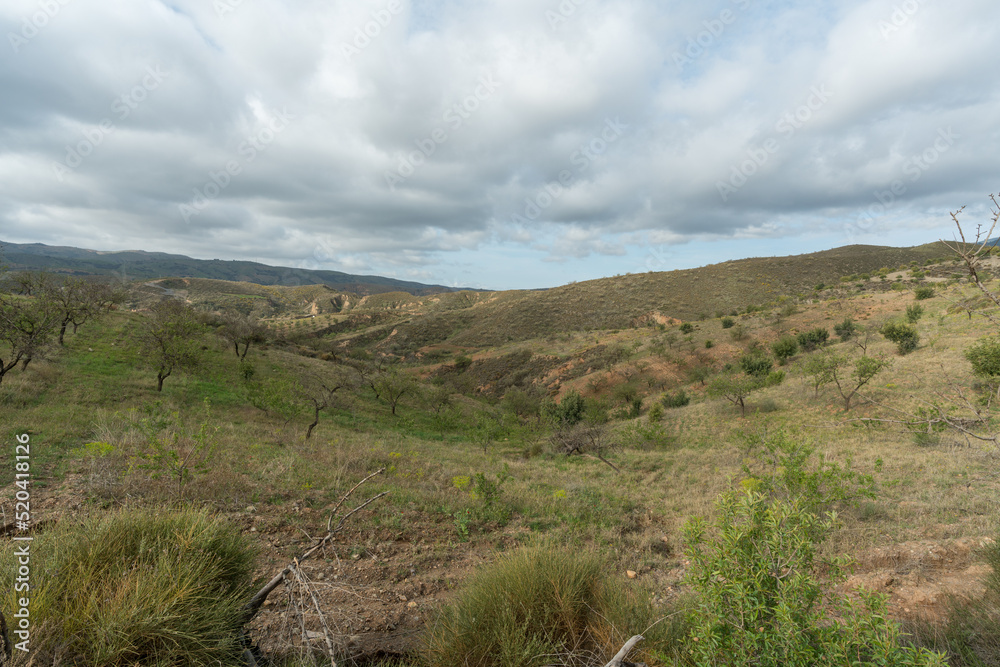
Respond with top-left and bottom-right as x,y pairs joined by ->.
0,508 -> 257,666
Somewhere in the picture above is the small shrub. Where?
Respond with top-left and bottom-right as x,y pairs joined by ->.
915,286 -> 936,300
454,354 -> 473,370
797,328 -> 830,351
729,324 -> 748,342
721,316 -> 735,329
890,282 -> 906,291
771,336 -> 799,364
906,304 -> 925,323
834,318 -> 856,341
704,339 -> 714,349
421,545 -> 671,667
679,322 -> 695,334
661,389 -> 690,408
0,509 -> 256,666
647,402 -> 664,423
740,352 -> 773,378
683,491 -> 946,667
881,322 -> 919,355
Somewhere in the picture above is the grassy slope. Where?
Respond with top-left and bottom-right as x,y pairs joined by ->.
1,243 -> 998,664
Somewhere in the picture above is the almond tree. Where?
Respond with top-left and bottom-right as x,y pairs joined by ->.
218,311 -> 269,360
297,367 -> 354,439
139,300 -> 202,392
0,292 -> 58,382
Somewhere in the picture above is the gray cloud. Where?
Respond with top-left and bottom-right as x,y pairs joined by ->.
1,0 -> 998,287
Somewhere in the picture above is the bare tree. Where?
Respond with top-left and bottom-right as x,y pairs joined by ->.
374,367 -> 414,415
297,367 -> 354,439
218,312 -> 269,360
941,196 -> 1000,326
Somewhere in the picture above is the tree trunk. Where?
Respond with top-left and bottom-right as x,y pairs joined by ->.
738,396 -> 745,416
234,342 -> 240,357
306,406 -> 320,439
59,319 -> 68,345
20,355 -> 32,372
240,343 -> 250,360
157,368 -> 171,392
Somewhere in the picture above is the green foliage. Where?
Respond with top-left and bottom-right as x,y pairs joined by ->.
138,400 -> 218,498
915,287 -> 936,300
721,316 -> 736,329
740,352 -> 774,378
739,428 -> 877,515
796,328 -> 829,352
890,282 -> 906,291
729,323 -> 749,341
453,354 -> 473,370
683,491 -> 946,667
881,322 -> 920,355
647,402 -> 664,423
542,390 -> 586,427
704,339 -> 714,349
708,373 -> 764,417
834,317 -> 856,341
964,336 -> 1000,380
679,322 -> 695,334
662,389 -> 691,408
687,365 -> 711,385
421,545 -> 668,667
770,336 -> 799,364
906,304 -> 925,323
0,508 -> 257,667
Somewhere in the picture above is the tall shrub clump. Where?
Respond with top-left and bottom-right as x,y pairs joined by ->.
0,508 -> 257,667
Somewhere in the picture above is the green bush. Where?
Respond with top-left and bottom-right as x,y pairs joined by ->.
729,324 -> 749,342
721,316 -> 735,329
740,352 -> 774,378
704,339 -> 714,349
421,545 -> 673,667
0,509 -> 257,666
542,391 -> 586,427
796,328 -> 829,351
647,403 -> 664,423
906,304 -> 924,323
890,282 -> 906,291
881,322 -> 920,355
683,491 -> 946,667
915,287 -> 936,300
771,336 -> 799,364
834,318 -> 856,341
965,336 -> 1000,380
662,389 -> 691,408
679,322 -> 695,334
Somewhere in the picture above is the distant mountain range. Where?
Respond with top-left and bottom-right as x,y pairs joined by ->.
0,240 -> 471,296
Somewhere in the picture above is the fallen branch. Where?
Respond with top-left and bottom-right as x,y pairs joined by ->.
604,635 -> 644,667
242,468 -> 388,624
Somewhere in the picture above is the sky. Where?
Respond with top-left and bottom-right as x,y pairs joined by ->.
1,0 -> 998,290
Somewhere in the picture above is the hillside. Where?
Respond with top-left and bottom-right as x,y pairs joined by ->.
0,240 -> 470,296
1,240 -> 998,666
268,242 -> 957,353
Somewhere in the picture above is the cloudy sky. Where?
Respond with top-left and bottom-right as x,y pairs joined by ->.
1,0 -> 998,289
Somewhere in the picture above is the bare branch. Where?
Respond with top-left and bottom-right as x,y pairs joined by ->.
242,469 -> 387,624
